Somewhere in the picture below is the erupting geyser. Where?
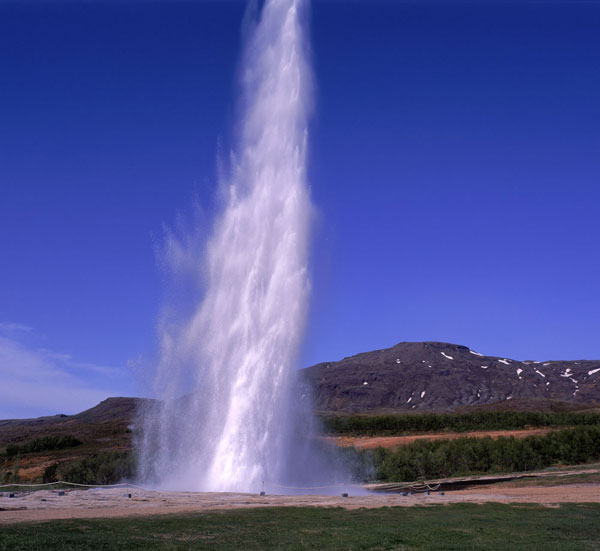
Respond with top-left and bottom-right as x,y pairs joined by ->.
139,0 -> 340,493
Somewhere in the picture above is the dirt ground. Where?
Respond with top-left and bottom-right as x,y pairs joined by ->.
324,427 -> 559,450
1,481 -> 599,524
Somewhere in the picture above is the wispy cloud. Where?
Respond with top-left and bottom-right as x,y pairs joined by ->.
0,321 -> 34,334
0,323 -> 135,420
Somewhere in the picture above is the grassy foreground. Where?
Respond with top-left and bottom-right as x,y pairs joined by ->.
2,504 -> 600,550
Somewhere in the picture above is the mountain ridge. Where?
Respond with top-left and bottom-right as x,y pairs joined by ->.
300,341 -> 600,413
2,342 -> 599,426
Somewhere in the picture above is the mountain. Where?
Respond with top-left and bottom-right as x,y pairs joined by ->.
0,397 -> 158,483
301,341 -> 600,413
0,397 -> 152,448
3,342 -> 600,443
2,343 -> 600,482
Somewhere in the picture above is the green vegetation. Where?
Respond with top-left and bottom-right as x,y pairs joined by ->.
42,463 -> 59,483
5,455 -> 20,485
3,435 -> 82,457
1,504 -> 599,550
57,451 -> 135,485
371,426 -> 600,481
3,412 -> 600,488
322,410 -> 600,435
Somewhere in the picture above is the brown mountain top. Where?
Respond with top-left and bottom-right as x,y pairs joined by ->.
0,397 -> 152,448
301,341 -> 600,413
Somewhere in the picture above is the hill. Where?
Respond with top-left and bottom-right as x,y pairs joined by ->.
0,397 -> 150,447
301,341 -> 600,413
0,397 -> 152,483
3,341 -> 600,484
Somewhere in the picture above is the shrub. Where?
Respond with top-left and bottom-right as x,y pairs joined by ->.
4,435 -> 82,457
42,463 -> 59,483
367,426 -> 600,482
58,451 -> 135,485
322,411 -> 600,436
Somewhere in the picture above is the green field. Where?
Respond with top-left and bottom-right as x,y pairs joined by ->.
1,504 -> 600,550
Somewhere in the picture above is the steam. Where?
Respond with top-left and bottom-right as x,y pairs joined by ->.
139,0 -> 337,493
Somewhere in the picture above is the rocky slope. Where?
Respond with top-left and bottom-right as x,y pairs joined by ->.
301,342 -> 600,413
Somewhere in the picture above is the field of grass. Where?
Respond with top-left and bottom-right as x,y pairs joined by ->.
1,504 -> 599,550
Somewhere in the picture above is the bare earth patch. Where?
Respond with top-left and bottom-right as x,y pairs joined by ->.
324,427 -> 560,450
1,482 -> 600,524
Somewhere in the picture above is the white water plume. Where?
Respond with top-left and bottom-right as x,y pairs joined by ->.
139,0 -> 346,493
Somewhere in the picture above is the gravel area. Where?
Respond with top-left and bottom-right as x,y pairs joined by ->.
1,483 -> 600,524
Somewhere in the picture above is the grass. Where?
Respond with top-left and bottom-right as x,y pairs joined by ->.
1,504 -> 600,550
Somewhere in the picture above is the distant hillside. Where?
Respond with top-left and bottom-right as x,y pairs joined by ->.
3,342 -> 600,429
0,397 -> 154,483
301,341 -> 600,413
0,397 -> 151,447
2,343 -> 600,484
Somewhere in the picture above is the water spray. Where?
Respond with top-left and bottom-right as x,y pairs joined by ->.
139,0 -> 344,493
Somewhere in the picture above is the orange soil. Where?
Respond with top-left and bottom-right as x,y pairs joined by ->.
324,427 -> 559,450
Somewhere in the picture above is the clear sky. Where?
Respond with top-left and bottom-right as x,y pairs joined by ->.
1,1 -> 599,418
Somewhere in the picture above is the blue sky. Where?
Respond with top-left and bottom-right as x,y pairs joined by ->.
1,1 -> 599,418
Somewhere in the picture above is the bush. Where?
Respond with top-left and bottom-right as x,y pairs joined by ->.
58,451 -> 135,485
42,463 -> 59,483
322,411 -> 600,436
367,426 -> 600,482
4,435 -> 82,457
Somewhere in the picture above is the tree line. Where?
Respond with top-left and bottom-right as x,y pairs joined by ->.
3,435 -> 82,458
322,411 -> 600,435
368,426 -> 600,482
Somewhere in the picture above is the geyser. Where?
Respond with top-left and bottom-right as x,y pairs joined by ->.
139,0 -> 342,493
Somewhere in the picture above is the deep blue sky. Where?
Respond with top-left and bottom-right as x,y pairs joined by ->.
1,1 -> 599,417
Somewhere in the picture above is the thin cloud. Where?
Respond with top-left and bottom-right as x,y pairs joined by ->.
0,321 -> 34,333
0,325 -> 135,420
